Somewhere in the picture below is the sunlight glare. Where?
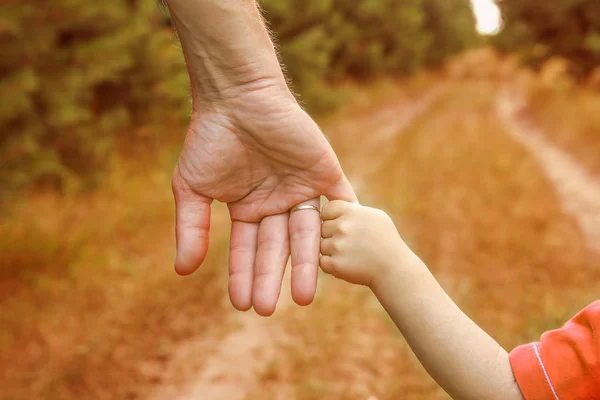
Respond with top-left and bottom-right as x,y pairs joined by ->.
472,0 -> 502,35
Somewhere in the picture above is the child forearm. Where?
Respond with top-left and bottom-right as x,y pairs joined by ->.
372,255 -> 524,400
319,202 -> 525,399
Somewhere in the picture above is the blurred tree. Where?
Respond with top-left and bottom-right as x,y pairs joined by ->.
261,0 -> 478,109
326,0 -> 430,76
260,0 -> 338,109
1,0 -> 478,195
495,0 -> 600,74
423,0 -> 481,65
0,0 -> 188,195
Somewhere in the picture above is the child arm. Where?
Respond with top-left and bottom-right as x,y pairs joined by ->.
320,201 -> 524,400
374,261 -> 524,400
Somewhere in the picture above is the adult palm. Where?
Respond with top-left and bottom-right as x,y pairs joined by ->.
172,85 -> 356,316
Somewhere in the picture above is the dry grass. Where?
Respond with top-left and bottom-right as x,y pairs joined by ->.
2,69 -> 599,400
369,82 -> 599,344
0,78 -> 437,400
0,140 -> 232,400
250,80 -> 600,399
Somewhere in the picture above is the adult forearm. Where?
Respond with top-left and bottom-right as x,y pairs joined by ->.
165,0 -> 288,105
373,258 -> 523,400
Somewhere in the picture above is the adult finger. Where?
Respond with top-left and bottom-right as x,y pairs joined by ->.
253,213 -> 290,317
172,170 -> 212,276
289,198 -> 321,307
229,221 -> 259,312
326,174 -> 359,203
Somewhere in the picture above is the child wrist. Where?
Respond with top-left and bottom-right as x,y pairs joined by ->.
370,252 -> 427,296
369,259 -> 401,295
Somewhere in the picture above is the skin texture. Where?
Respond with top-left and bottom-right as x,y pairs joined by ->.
165,0 -> 356,316
320,201 -> 525,400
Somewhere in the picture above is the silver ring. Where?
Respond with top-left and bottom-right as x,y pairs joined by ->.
291,204 -> 320,214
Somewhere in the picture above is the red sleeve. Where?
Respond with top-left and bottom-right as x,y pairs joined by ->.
509,301 -> 600,400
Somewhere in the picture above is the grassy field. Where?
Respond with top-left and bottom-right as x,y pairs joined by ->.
0,142 -> 233,399
1,59 -> 600,399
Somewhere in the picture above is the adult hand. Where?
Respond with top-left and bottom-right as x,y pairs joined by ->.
166,0 -> 357,316
173,82 -> 355,316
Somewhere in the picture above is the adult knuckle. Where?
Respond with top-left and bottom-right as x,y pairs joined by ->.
171,167 -> 191,198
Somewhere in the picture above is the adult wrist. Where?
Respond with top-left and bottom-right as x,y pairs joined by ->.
165,0 -> 289,105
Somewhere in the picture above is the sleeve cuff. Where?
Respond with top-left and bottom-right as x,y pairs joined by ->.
509,343 -> 559,400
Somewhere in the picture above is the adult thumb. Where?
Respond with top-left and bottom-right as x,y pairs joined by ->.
326,173 -> 359,204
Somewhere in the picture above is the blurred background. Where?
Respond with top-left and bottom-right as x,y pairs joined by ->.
1,0 -> 600,399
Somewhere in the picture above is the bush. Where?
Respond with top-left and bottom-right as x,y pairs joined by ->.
261,0 -> 478,111
0,0 -> 478,195
494,0 -> 600,75
0,1 -> 188,196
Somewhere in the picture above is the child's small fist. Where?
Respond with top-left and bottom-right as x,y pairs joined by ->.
320,201 -> 407,288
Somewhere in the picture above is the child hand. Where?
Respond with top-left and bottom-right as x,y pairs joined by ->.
320,200 -> 414,289
320,202 -> 527,400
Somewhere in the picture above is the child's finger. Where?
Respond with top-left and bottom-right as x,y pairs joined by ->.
321,221 -> 337,238
319,255 -> 335,275
321,200 -> 348,221
320,238 -> 337,256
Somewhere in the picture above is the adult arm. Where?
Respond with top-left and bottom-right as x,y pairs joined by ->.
165,0 -> 357,315
165,0 -> 287,106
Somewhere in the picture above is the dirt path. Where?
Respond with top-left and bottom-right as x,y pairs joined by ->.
150,84 -> 600,400
497,90 -> 600,255
148,276 -> 292,400
339,86 -> 446,193
147,87 -> 445,400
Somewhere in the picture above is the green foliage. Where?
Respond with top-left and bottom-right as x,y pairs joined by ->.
423,0 -> 481,65
261,0 -> 479,110
0,0 -> 188,196
1,0 -> 478,194
494,0 -> 600,74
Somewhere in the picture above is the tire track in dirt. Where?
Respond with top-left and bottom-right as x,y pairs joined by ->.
147,86 -> 445,400
497,90 -> 600,256
338,86 -> 447,193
